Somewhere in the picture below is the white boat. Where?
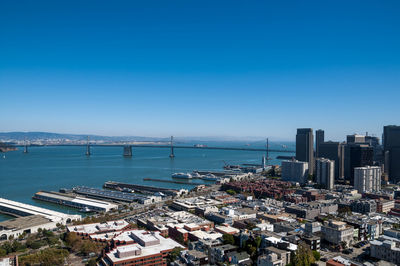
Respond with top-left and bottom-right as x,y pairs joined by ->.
172,172 -> 192,179
191,171 -> 201,178
80,207 -> 93,213
202,174 -> 219,181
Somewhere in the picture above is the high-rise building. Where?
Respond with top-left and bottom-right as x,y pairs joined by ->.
319,141 -> 345,180
281,159 -> 309,184
315,158 -> 335,190
383,125 -> 400,183
347,134 -> 366,144
344,144 -> 374,185
316,129 -> 324,158
354,166 -> 381,194
296,128 -> 314,175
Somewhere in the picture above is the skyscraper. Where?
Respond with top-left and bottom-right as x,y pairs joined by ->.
315,158 -> 335,190
319,141 -> 345,180
384,125 -> 400,183
344,144 -> 374,185
316,129 -> 325,158
296,128 -> 314,175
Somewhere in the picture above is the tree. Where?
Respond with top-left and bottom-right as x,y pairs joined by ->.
292,242 -> 315,266
226,189 -> 236,195
254,236 -> 262,249
340,241 -> 347,250
0,248 -> 6,256
167,247 -> 183,263
312,250 -> 321,261
222,234 -> 235,245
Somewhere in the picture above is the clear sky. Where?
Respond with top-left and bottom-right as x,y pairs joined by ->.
0,0 -> 399,141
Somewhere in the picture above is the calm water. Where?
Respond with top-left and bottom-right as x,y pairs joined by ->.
0,142 -> 294,222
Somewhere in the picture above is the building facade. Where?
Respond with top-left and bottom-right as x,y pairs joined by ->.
296,128 -> 314,175
315,158 -> 335,190
316,129 -> 324,158
319,141 -> 345,180
321,220 -> 354,246
281,159 -> 309,184
384,125 -> 400,183
353,166 -> 381,194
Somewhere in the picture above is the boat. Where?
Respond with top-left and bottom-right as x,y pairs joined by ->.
191,171 -> 202,178
80,207 -> 93,213
172,173 -> 192,179
202,174 -> 219,181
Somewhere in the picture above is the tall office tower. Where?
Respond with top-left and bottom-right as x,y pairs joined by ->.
319,141 -> 345,180
354,166 -> 381,194
316,129 -> 325,158
281,159 -> 309,184
347,134 -> 366,144
384,125 -> 400,183
296,128 -> 314,175
315,158 -> 335,190
344,144 -> 374,185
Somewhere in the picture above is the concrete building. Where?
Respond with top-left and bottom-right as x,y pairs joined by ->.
370,237 -> 400,265
316,129 -> 324,158
347,134 -> 366,144
350,199 -> 377,214
321,220 -> 354,246
305,221 -> 322,235
315,158 -> 335,190
296,128 -> 314,175
285,202 -> 338,220
384,125 -> 400,183
319,141 -> 345,180
257,253 -> 283,266
281,159 -> 309,184
354,166 -> 381,194
376,199 -> 395,214
101,230 -> 185,266
264,246 -> 291,266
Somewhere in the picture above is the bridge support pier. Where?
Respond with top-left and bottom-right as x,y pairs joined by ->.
123,145 -> 132,157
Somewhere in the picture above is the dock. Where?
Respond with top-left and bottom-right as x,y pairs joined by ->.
143,178 -> 205,186
104,181 -> 181,196
0,197 -> 81,223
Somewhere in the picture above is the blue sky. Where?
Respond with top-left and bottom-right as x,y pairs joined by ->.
0,0 -> 399,141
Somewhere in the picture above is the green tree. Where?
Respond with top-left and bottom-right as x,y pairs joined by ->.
87,258 -> 97,266
254,236 -> 262,249
222,234 -> 235,245
312,250 -> 321,261
0,248 -> 7,256
293,242 -> 315,266
226,189 -> 236,195
167,247 -> 183,263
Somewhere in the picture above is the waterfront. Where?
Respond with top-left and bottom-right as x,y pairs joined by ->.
0,142 -> 294,221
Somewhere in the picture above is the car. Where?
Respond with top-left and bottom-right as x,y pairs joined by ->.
321,258 -> 327,262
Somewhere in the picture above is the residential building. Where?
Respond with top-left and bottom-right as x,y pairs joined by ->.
316,129 -> 324,158
376,199 -> 395,213
257,253 -> 283,266
319,141 -> 345,180
304,221 -> 321,235
296,128 -> 314,175
281,159 -> 309,184
350,200 -> 377,214
370,237 -> 400,265
264,246 -> 291,266
315,158 -> 335,190
353,166 -> 381,194
384,125 -> 400,183
321,220 -> 354,246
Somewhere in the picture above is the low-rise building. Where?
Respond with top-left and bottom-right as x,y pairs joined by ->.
376,199 -> 395,213
321,220 -> 354,246
101,230 -> 185,266
370,237 -> 400,265
350,199 -> 377,214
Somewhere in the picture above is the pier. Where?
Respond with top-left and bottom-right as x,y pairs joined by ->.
143,178 -> 206,186
104,181 -> 182,196
0,197 -> 81,223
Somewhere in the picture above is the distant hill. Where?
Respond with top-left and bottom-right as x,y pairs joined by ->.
0,132 -> 168,142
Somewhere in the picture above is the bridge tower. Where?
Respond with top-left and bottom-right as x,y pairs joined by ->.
23,139 -> 28,154
266,138 -> 269,166
86,136 -> 91,156
169,136 -> 175,158
123,145 -> 132,157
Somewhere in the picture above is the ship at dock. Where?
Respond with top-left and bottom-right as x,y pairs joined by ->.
171,172 -> 192,179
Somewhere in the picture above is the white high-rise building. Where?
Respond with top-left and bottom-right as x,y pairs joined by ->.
281,159 -> 309,184
354,166 -> 381,194
315,158 -> 335,190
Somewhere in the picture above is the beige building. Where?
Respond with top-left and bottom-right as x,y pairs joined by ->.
321,220 -> 354,246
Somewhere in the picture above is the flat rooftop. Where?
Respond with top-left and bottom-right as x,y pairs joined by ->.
0,197 -> 81,222
35,191 -> 118,210
0,215 -> 52,230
